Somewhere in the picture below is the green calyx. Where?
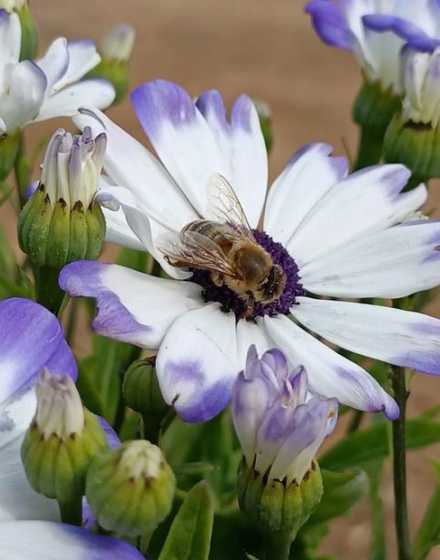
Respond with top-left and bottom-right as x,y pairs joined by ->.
21,409 -> 107,503
18,186 -> 106,269
384,112 -> 440,183
86,440 -> 176,537
238,459 -> 323,540
87,60 -> 129,105
353,80 -> 401,138
18,3 -> 38,60
0,132 -> 20,181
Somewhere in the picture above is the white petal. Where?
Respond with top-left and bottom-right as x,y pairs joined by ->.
292,297 -> 440,375
301,220 -> 440,298
264,314 -> 398,418
287,165 -> 425,266
130,80 -> 229,217
36,37 -> 69,93
35,80 -> 115,122
59,262 -> 203,348
74,107 -> 197,233
264,143 -> 348,244
102,206 -> 145,251
236,319 -> 273,370
0,61 -> 46,132
0,12 -> 20,67
156,304 -> 238,422
56,40 -> 101,90
227,95 -> 268,227
0,521 -> 144,559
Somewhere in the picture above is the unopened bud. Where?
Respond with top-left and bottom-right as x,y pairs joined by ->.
86,440 -> 175,537
21,371 -> 108,504
238,459 -> 323,538
18,127 -> 106,269
87,24 -> 135,104
123,359 -> 168,417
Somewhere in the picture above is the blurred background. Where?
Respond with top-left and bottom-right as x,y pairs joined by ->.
2,0 -> 440,557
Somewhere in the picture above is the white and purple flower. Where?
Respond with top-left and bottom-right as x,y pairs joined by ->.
60,80 -> 440,423
0,298 -> 141,559
305,0 -> 440,93
232,346 -> 337,484
0,10 -> 114,135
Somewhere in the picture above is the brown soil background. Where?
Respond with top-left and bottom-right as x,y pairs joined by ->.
2,0 -> 440,557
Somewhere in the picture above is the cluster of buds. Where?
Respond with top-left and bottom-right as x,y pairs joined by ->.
88,24 -> 135,104
19,127 -> 107,270
21,371 -> 107,511
232,346 -> 338,541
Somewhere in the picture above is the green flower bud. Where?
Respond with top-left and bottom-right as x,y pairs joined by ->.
86,440 -> 175,537
21,371 -> 108,504
384,114 -> 440,184
0,131 -> 20,181
123,359 -> 168,417
253,98 -> 273,154
18,127 -> 106,269
88,24 -> 135,104
237,459 -> 323,540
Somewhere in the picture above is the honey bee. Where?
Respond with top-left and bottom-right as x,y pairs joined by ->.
160,174 -> 286,316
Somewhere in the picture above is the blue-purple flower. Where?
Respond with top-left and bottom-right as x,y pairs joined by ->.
60,79 -> 440,424
0,10 -> 114,135
305,0 -> 440,93
0,297 -> 141,559
232,346 -> 337,484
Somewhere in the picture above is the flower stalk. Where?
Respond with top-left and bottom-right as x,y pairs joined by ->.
391,363 -> 411,560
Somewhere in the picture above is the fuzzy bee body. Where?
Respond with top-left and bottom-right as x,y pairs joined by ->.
161,175 -> 286,316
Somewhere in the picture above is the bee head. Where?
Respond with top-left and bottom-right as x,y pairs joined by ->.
255,264 -> 286,303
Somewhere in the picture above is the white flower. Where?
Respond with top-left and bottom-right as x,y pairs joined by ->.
0,11 -> 114,135
306,0 -> 440,94
61,80 -> 440,423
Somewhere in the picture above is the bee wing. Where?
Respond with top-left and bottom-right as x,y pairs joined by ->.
158,229 -> 238,277
206,174 -> 255,239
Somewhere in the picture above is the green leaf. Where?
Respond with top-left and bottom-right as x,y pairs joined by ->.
413,464 -> 440,560
320,417 -> 440,471
309,468 -> 368,525
116,246 -> 150,272
158,481 -> 214,560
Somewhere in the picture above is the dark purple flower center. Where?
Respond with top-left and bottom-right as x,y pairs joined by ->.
190,230 -> 304,321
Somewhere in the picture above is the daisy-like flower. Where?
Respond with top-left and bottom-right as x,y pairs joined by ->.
0,10 -> 114,136
0,297 -> 142,559
61,80 -> 440,423
305,0 -> 440,94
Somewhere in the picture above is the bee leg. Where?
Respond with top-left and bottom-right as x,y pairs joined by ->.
211,271 -> 224,287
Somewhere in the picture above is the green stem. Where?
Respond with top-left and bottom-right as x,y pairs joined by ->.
354,125 -> 383,170
142,414 -> 162,444
391,364 -> 411,560
260,530 -> 293,560
34,265 -> 65,315
58,497 -> 82,526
